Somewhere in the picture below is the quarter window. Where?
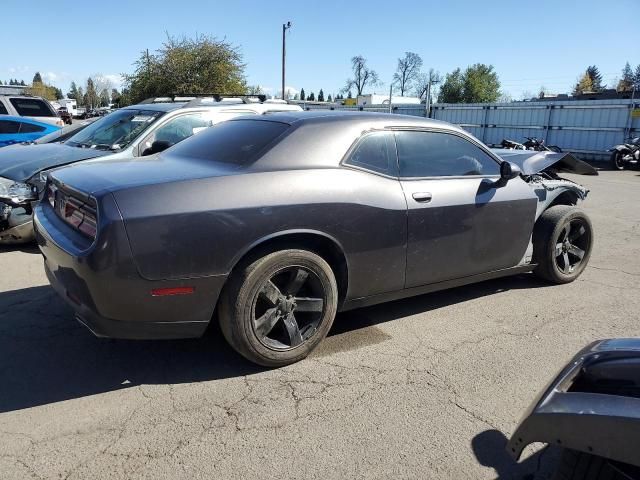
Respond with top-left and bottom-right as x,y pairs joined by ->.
395,130 -> 500,178
0,120 -> 20,134
19,122 -> 45,133
345,131 -> 397,176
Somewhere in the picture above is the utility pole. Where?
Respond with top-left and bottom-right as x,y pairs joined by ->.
281,21 -> 292,100
424,72 -> 441,118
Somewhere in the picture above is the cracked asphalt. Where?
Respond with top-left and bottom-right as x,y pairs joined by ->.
1,169 -> 639,479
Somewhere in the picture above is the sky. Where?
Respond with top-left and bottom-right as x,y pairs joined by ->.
1,0 -> 637,100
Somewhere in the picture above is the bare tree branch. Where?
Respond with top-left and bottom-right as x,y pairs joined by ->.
393,52 -> 422,96
343,55 -> 380,96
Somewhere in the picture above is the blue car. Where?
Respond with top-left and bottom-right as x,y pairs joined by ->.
0,116 -> 60,147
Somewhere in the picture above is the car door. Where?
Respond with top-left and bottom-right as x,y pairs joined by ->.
395,129 -> 538,288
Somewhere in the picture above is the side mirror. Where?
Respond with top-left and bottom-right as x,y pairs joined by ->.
500,161 -> 522,181
142,140 -> 172,156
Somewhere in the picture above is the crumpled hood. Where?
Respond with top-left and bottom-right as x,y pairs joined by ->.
492,150 -> 598,176
0,143 -> 110,182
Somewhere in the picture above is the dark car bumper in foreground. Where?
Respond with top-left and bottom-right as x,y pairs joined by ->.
34,197 -> 227,340
507,338 -> 640,467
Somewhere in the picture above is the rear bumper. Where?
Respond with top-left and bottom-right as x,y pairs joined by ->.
507,339 -> 640,467
34,196 -> 227,340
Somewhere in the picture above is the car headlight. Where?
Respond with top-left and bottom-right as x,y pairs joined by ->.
0,177 -> 38,204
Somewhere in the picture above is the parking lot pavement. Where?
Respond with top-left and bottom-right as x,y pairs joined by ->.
0,170 -> 638,479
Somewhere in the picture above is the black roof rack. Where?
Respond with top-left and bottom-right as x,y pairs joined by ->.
138,93 -> 267,105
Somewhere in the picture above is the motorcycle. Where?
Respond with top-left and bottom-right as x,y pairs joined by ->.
499,137 -> 562,152
522,137 -> 562,153
609,136 -> 640,170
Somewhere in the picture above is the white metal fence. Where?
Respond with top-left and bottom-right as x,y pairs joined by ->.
302,99 -> 639,161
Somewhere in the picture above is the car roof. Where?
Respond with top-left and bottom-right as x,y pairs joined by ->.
232,109 -> 461,132
121,101 -> 303,114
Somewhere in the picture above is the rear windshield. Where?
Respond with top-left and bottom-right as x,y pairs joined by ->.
10,98 -> 56,117
168,119 -> 290,164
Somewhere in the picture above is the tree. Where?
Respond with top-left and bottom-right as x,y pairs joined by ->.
393,52 -> 423,96
76,86 -> 84,106
573,72 -> 594,95
99,88 -> 110,106
462,64 -> 500,103
85,77 -> 98,109
617,62 -> 634,92
20,80 -> 25,86
111,88 -> 121,106
586,65 -> 604,91
32,72 -> 43,84
68,81 -> 79,100
300,88 -> 305,101
53,87 -> 64,100
414,69 -> 441,100
318,89 -> 325,102
438,68 -> 464,103
347,90 -> 353,99
634,64 -> 640,90
308,91 -> 315,101
343,55 -> 379,96
327,94 -> 333,102
123,33 -> 247,104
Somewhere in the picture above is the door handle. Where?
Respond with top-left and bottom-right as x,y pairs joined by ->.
412,192 -> 432,203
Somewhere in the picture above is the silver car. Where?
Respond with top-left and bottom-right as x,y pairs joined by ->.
0,97 -> 302,244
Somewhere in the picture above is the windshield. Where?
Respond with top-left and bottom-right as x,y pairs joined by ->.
67,109 -> 164,150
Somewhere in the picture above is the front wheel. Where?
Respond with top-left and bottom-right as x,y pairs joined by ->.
219,249 -> 338,367
532,206 -> 593,284
553,449 -> 640,480
611,151 -> 626,170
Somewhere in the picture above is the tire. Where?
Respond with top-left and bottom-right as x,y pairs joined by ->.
611,151 -> 626,170
218,249 -> 338,367
548,145 -> 563,153
553,449 -> 640,480
532,205 -> 593,284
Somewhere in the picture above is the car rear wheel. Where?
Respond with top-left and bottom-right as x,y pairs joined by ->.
533,205 -> 593,284
553,449 -> 640,480
219,249 -> 338,367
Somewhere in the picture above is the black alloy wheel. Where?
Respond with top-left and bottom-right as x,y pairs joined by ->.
219,249 -> 338,367
533,205 -> 593,284
252,266 -> 325,351
553,219 -> 589,275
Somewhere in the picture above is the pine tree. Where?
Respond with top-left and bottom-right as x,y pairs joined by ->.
32,72 -> 43,84
634,64 -> 640,90
586,66 -> 603,91
618,62 -> 634,92
573,72 -> 594,95
318,89 -> 325,102
68,81 -> 79,100
300,88 -> 306,101
308,92 -> 315,101
327,94 -> 333,102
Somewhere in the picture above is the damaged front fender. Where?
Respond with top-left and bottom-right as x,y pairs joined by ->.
507,339 -> 640,468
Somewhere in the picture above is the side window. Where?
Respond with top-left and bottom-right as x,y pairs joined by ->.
0,101 -> 8,115
204,111 -> 257,126
140,113 -> 209,154
19,122 -> 45,133
9,98 -> 55,117
395,131 -> 500,178
345,131 -> 397,176
0,120 -> 20,134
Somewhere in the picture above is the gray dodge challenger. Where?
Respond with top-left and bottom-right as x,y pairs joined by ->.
34,111 -> 596,366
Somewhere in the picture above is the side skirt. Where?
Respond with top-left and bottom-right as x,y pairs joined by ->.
339,264 -> 536,312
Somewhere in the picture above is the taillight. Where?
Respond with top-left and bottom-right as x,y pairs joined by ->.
48,184 -> 98,240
